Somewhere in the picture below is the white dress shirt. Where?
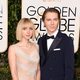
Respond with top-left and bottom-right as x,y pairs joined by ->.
47,29 -> 58,50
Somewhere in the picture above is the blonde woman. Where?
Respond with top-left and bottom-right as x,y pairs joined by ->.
8,18 -> 40,80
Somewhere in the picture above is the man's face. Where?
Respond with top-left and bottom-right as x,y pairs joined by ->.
44,12 -> 59,35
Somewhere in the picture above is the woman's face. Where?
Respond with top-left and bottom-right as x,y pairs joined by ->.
21,23 -> 34,40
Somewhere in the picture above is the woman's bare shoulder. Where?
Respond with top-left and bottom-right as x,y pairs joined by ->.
8,43 -> 19,52
9,42 -> 20,48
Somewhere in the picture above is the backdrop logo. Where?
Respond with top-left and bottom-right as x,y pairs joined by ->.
22,0 -> 80,53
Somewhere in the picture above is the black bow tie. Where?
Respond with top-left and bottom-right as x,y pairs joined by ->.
47,35 -> 54,39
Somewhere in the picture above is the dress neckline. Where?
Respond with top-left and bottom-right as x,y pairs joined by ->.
15,44 -> 33,56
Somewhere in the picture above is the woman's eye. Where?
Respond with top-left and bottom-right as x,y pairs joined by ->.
23,27 -> 27,30
29,27 -> 33,30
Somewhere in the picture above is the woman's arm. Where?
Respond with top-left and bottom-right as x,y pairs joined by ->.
36,64 -> 40,80
8,45 -> 18,80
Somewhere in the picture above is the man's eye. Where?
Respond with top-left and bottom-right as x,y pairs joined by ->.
46,19 -> 51,21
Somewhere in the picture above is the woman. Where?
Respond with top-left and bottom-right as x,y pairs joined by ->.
8,18 -> 40,80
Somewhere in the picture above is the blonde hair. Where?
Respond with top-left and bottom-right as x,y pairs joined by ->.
16,18 -> 35,41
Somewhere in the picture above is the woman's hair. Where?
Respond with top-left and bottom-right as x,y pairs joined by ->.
16,18 -> 35,41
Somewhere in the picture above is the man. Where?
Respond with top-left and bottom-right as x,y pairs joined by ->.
38,8 -> 74,80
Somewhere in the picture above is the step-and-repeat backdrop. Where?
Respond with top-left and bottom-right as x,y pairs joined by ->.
0,0 -> 79,53
22,0 -> 80,53
0,0 -> 8,53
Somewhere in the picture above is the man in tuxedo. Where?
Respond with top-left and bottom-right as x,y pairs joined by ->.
38,8 -> 74,80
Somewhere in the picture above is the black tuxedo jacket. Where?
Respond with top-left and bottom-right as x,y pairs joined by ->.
38,31 -> 74,80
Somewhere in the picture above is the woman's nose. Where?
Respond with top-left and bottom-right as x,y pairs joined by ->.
26,29 -> 30,33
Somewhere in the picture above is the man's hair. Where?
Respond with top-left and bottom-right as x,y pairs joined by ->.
42,8 -> 60,21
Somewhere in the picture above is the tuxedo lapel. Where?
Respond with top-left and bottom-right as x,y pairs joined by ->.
48,31 -> 62,53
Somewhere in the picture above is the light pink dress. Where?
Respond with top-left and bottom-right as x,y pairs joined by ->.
14,44 -> 39,80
